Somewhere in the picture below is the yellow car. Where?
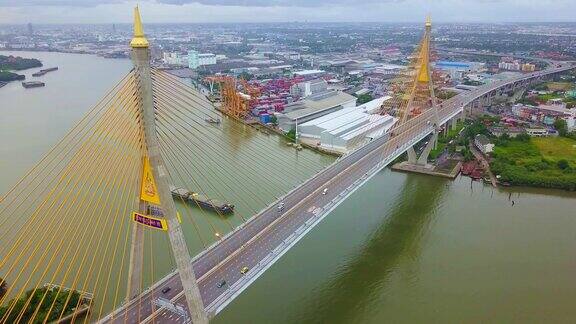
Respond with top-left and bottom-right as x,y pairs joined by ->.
240,266 -> 249,274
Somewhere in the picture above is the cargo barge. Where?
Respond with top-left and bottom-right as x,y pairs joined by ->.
32,67 -> 58,77
22,81 -> 45,89
170,186 -> 234,214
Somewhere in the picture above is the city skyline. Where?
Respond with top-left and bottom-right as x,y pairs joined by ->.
1,0 -> 575,24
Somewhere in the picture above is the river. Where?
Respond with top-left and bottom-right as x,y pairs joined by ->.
1,51 -> 575,323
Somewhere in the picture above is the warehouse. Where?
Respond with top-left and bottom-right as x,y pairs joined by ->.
277,91 -> 357,131
297,96 -> 397,153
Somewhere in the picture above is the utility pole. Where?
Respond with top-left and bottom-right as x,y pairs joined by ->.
295,118 -> 299,145
127,7 -> 208,324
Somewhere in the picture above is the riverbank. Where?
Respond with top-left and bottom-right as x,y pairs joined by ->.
0,54 -> 43,84
0,71 -> 25,82
0,54 -> 42,71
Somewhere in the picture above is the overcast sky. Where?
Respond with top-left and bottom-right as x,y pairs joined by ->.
0,0 -> 574,24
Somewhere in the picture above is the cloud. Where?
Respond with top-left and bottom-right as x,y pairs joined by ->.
0,0 -> 405,7
0,0 -> 125,6
0,0 -> 575,23
157,0 -> 405,7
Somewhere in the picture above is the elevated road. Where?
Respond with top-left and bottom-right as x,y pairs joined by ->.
436,47 -> 554,65
100,63 -> 575,324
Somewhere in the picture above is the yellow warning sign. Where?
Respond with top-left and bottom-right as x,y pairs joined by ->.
140,157 -> 161,205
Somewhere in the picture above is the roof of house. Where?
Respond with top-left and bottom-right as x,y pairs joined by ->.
475,134 -> 492,146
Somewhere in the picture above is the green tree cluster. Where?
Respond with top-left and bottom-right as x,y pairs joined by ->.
356,93 -> 373,105
269,115 -> 278,125
554,118 -> 568,136
286,129 -> 296,142
0,55 -> 42,71
0,288 -> 81,323
0,71 -> 25,82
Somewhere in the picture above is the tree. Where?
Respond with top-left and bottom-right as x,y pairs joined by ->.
554,118 -> 568,136
515,133 -> 531,142
238,71 -> 253,81
286,129 -> 296,142
557,159 -> 570,170
356,93 -> 373,105
269,115 -> 277,125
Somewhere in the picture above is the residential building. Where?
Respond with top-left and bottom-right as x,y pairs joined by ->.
526,128 -> 551,137
521,63 -> 536,72
499,61 -> 521,71
474,134 -> 494,154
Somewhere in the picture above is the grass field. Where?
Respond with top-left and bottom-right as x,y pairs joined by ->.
491,136 -> 576,190
546,82 -> 574,92
532,137 -> 576,164
537,93 -> 562,102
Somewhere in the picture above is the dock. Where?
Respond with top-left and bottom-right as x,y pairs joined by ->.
392,160 -> 462,179
468,143 -> 498,187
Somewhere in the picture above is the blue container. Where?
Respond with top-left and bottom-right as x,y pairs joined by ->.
260,114 -> 271,124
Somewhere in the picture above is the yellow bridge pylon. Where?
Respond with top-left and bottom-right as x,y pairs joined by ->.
382,15 -> 439,127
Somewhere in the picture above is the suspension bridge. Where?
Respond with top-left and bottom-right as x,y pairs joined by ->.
0,7 -> 574,324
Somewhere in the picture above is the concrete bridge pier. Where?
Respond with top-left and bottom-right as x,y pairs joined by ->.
406,129 -> 439,166
483,94 -> 492,108
450,116 -> 458,130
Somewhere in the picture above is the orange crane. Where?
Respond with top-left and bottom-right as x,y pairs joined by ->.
204,75 -> 250,119
240,78 -> 261,110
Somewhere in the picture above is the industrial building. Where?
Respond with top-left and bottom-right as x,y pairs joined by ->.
434,61 -> 485,80
162,52 -> 186,65
188,51 -> 217,69
277,91 -> 357,131
162,51 -> 218,68
297,96 -> 397,153
290,79 -> 328,98
292,69 -> 326,79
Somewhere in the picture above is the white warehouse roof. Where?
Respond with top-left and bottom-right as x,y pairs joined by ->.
300,96 -> 391,131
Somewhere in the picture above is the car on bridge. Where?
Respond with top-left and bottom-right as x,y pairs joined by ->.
241,266 -> 249,274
